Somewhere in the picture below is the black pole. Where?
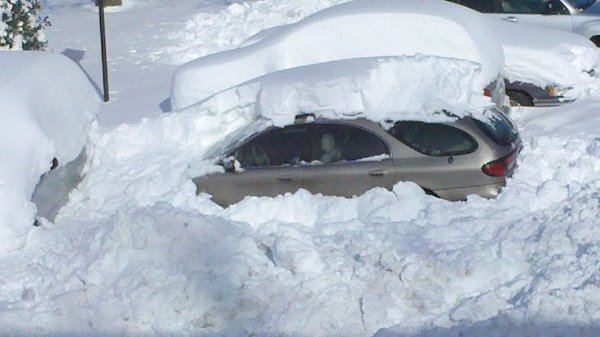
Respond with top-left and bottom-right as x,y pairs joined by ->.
98,0 -> 110,102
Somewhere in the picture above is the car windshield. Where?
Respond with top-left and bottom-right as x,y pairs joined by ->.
566,0 -> 596,9
473,108 -> 518,146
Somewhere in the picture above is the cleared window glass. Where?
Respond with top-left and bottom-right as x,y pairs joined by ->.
313,123 -> 390,164
473,109 -> 519,146
233,125 -> 311,168
501,0 -> 568,14
389,121 -> 478,156
447,0 -> 501,13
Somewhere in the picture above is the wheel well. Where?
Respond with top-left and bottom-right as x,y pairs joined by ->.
422,187 -> 440,198
506,89 -> 534,107
590,36 -> 600,47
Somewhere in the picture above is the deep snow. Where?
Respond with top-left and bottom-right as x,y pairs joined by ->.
0,0 -> 599,336
0,51 -> 98,250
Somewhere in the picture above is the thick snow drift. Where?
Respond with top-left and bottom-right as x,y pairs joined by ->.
0,51 -> 98,250
492,19 -> 600,97
171,0 -> 503,110
182,55 -> 491,133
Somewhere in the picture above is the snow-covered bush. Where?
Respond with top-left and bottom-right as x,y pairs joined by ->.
0,0 -> 49,50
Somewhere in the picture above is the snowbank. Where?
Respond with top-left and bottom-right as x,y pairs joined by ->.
151,0 -> 354,65
492,19 -> 600,97
0,99 -> 598,336
171,0 -> 503,110
0,51 -> 98,250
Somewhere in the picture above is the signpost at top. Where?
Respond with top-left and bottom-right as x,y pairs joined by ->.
97,0 -> 121,102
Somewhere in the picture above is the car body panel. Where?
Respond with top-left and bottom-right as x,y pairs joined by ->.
195,115 -> 519,206
31,148 -> 87,223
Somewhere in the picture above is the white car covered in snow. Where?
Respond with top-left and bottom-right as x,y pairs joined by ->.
489,18 -> 600,106
0,51 -> 98,249
171,0 -> 507,112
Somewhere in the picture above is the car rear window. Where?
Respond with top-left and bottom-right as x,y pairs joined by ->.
473,109 -> 518,146
388,121 -> 478,156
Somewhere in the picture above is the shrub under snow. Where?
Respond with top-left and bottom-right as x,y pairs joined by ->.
0,0 -> 49,50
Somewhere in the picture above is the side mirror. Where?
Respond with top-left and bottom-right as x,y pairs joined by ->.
543,0 -> 565,14
222,156 -> 236,173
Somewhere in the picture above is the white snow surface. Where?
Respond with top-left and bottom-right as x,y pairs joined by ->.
171,0 -> 503,111
181,55 -> 492,130
0,0 -> 599,336
0,51 -> 98,250
491,19 -> 600,97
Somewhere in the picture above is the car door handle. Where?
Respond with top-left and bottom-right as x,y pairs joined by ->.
368,169 -> 389,177
277,176 -> 294,182
502,16 -> 518,22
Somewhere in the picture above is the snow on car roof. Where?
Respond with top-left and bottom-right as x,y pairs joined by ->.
185,55 -> 491,135
171,0 -> 504,111
490,18 -> 600,91
0,51 -> 98,249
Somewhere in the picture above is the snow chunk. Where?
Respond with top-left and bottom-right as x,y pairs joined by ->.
0,51 -> 98,250
171,0 -> 503,110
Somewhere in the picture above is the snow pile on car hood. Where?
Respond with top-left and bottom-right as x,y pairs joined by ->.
492,19 -> 600,96
0,51 -> 98,250
171,0 -> 503,110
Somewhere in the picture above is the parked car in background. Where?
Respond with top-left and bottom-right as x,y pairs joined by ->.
194,109 -> 521,206
505,80 -> 572,106
447,0 -> 600,46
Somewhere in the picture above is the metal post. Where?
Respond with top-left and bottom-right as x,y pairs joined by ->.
98,0 -> 110,102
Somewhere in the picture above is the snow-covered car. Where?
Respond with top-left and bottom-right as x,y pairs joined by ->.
171,0 -> 508,112
193,108 -> 521,205
448,0 -> 600,45
488,17 -> 600,106
0,51 -> 98,249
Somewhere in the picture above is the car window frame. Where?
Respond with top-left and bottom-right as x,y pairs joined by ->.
499,0 -> 570,15
228,124 -> 315,170
389,120 -> 479,157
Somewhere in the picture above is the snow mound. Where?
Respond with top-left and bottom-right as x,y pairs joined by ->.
171,0 -> 503,111
0,51 -> 98,250
492,19 -> 600,98
1,100 -> 598,336
151,0 -> 354,65
182,55 -> 491,131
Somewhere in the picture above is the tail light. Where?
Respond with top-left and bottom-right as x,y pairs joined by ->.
482,150 -> 516,177
483,88 -> 492,97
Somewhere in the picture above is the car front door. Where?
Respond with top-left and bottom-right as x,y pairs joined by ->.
490,0 -> 574,31
204,125 -> 313,205
298,122 -> 398,198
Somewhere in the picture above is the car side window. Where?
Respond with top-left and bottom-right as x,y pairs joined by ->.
500,0 -> 568,14
233,125 -> 311,168
446,0 -> 502,13
389,121 -> 478,156
313,123 -> 390,164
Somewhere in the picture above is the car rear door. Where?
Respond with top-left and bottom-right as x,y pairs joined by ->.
298,122 -> 398,197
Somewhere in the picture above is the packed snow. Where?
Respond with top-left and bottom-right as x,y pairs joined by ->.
171,0 -> 503,110
0,0 -> 599,336
0,51 -> 98,250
